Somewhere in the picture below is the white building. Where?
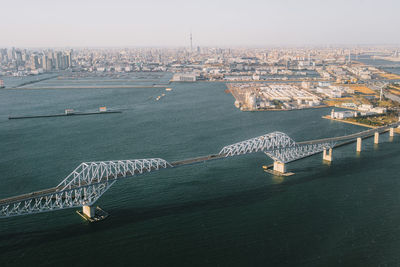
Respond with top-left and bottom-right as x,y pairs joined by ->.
172,73 -> 197,82
252,74 -> 260,80
330,109 -> 357,119
261,84 -> 319,102
371,107 -> 387,114
341,102 -> 357,108
246,93 -> 257,109
317,87 -> 343,98
319,81 -> 331,87
358,104 -> 373,112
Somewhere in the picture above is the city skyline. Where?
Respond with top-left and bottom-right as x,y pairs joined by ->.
1,0 -> 400,47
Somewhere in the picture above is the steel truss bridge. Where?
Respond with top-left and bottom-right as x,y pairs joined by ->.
1,122 -> 399,219
219,131 -> 334,163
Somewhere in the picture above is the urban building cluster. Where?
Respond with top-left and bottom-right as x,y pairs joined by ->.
227,78 -> 396,113
228,83 -> 322,111
1,46 -> 399,84
308,81 -> 353,98
0,48 -> 72,76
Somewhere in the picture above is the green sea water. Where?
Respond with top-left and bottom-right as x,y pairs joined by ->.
0,78 -> 400,266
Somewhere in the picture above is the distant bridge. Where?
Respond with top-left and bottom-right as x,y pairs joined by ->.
0,122 -> 399,220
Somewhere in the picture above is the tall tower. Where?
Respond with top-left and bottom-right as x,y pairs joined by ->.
190,32 -> 193,52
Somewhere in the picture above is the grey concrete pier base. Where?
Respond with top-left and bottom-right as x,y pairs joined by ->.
390,128 -> 394,137
356,137 -> 362,152
82,205 -> 95,219
374,132 -> 379,144
323,148 -> 333,162
273,161 -> 286,174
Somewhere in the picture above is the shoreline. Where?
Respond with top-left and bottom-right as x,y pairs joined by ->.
171,79 -> 332,83
322,115 -> 400,133
240,105 -> 329,112
322,115 -> 377,128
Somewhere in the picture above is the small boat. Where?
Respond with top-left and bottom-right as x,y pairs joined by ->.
165,88 -> 172,91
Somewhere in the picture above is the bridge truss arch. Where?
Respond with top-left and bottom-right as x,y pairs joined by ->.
0,158 -> 172,218
219,132 -> 296,157
219,131 -> 335,163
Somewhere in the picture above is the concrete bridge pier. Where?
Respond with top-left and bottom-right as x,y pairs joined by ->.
323,148 -> 333,162
356,137 -> 362,152
273,161 -> 286,174
390,128 -> 394,137
82,205 -> 95,219
374,132 -> 379,144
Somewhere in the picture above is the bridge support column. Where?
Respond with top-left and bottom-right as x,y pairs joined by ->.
356,137 -> 362,152
374,132 -> 379,144
323,148 -> 332,162
390,128 -> 394,137
82,205 -> 95,219
273,161 -> 286,174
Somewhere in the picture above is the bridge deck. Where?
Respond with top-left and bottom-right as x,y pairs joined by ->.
298,124 -> 395,145
171,154 -> 225,167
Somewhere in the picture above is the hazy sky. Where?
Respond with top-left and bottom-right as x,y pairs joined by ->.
1,0 -> 400,47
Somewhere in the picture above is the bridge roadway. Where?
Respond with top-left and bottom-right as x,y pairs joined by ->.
0,122 -> 399,207
298,122 -> 399,145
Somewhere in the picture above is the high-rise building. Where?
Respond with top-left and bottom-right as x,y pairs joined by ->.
0,49 -> 7,63
8,48 -> 14,61
15,50 -> 23,65
47,52 -> 54,69
63,54 -> 69,68
67,50 -> 73,67
30,55 -> 37,69
56,52 -> 62,70
42,55 -> 48,71
46,58 -> 53,71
